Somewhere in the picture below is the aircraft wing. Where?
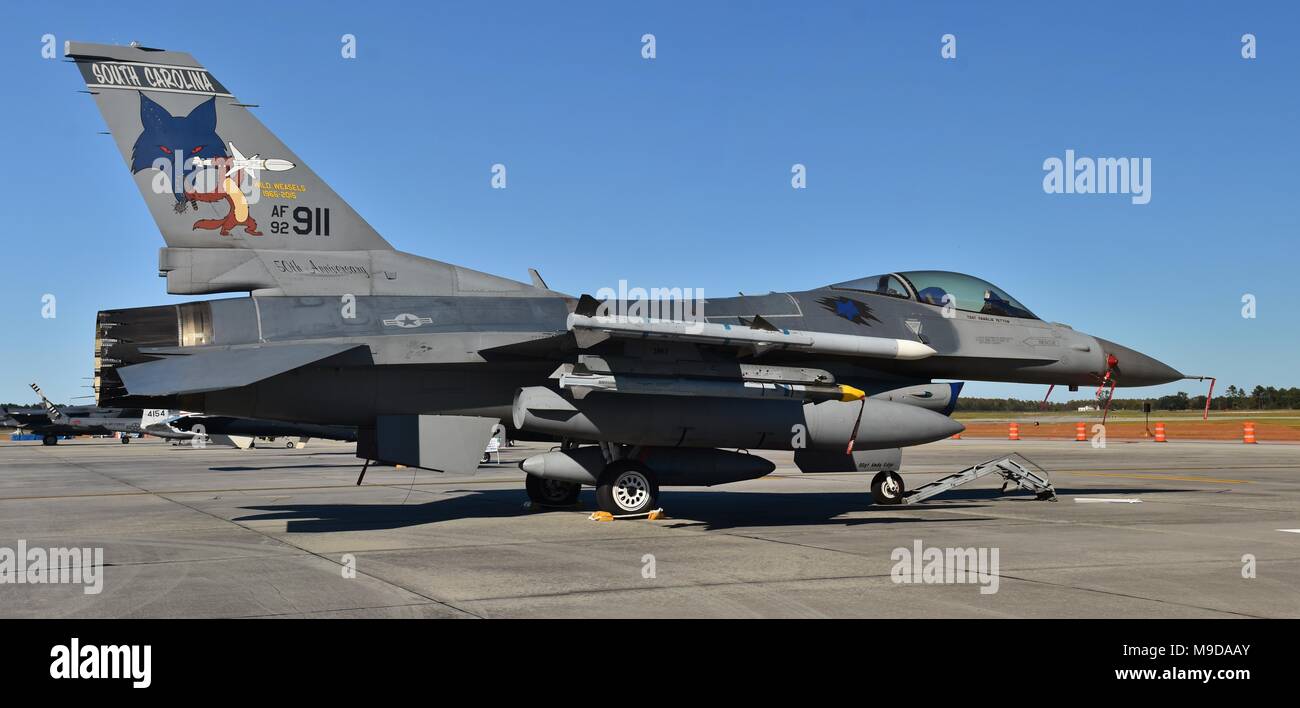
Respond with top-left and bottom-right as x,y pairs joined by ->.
0,409 -> 21,430
117,342 -> 373,396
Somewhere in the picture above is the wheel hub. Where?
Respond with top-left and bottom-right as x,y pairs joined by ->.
612,472 -> 649,511
542,480 -> 570,501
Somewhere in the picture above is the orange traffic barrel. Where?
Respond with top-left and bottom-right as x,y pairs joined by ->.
1008,422 -> 1020,441
1243,422 -> 1257,444
1075,422 -> 1087,441
1154,422 -> 1167,442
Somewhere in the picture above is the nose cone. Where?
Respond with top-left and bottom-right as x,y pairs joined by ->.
1095,339 -> 1183,387
519,454 -> 545,476
936,414 -> 966,440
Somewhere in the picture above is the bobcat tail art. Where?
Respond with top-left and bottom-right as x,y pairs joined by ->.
129,93 -> 293,236
72,42 -> 389,254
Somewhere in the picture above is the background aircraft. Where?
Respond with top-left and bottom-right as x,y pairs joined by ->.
2,403 -> 136,445
69,41 -> 1182,513
15,383 -> 189,445
16,383 -> 356,449
165,415 -> 357,449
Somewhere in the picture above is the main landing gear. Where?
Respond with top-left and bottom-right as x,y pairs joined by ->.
523,457 -> 662,515
525,475 -> 582,507
42,434 -> 58,446
594,461 -> 659,515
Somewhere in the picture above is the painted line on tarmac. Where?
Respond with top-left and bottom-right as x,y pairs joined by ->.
1064,471 -> 1249,484
0,477 -> 526,502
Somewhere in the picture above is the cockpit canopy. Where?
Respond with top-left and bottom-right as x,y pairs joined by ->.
830,270 -> 1038,320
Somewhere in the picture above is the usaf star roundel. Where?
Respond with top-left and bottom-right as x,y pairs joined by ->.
383,313 -> 434,328
815,296 -> 880,326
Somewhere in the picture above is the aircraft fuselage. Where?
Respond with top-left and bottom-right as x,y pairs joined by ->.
94,282 -> 1179,429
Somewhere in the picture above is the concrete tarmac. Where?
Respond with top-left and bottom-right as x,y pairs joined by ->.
0,436 -> 1297,618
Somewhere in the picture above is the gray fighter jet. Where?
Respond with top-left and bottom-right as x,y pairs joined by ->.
68,41 -> 1183,513
2,402 -> 133,445
17,383 -> 354,449
16,383 -> 191,445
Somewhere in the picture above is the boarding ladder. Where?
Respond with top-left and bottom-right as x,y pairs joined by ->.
902,454 -> 1057,505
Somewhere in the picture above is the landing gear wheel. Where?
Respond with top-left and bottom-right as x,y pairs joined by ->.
42,435 -> 57,446
595,461 -> 659,515
525,475 -> 582,506
285,440 -> 296,449
871,470 -> 906,505
120,435 -> 131,444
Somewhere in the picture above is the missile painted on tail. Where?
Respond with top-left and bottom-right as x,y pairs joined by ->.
191,141 -> 296,178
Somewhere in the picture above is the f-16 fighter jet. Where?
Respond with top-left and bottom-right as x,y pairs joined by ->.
68,41 -> 1182,514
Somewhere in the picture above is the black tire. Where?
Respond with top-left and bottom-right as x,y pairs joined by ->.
120,436 -> 131,444
285,440 -> 296,449
870,470 -> 906,505
525,475 -> 582,506
595,461 -> 659,515
42,435 -> 57,446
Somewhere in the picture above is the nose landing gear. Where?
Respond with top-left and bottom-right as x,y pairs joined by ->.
870,470 -> 906,505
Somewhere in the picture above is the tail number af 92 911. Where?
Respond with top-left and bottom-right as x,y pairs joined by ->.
270,205 -> 331,236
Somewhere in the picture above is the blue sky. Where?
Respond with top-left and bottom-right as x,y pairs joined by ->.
1,1 -> 1296,405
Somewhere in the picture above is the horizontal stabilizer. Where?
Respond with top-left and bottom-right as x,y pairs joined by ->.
359,415 -> 500,474
210,434 -> 254,450
118,342 -> 371,396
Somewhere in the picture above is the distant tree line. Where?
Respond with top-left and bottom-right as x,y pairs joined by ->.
956,386 -> 1300,412
7,385 -> 1300,415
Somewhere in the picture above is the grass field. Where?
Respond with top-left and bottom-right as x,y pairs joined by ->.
956,408 -> 1300,424
953,409 -> 1300,442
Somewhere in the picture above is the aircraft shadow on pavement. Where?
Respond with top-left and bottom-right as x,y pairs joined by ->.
209,464 -> 356,472
645,486 -> 1191,531
924,486 -> 1192,501
231,483 -> 1194,534
234,489 -> 529,532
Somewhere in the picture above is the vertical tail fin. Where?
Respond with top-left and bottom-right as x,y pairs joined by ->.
66,41 -> 391,252
30,383 -> 69,424
140,408 -> 179,429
